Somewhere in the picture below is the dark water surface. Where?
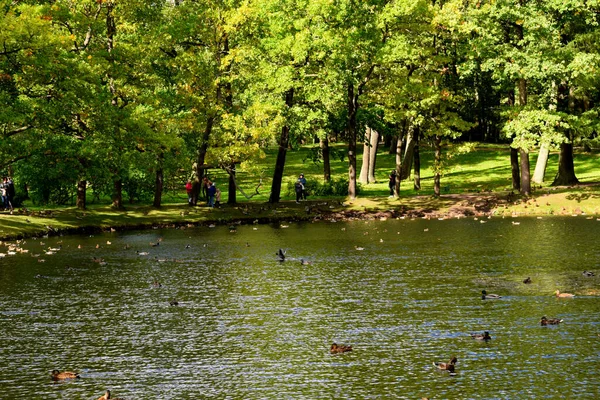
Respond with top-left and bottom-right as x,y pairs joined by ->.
1,217 -> 599,399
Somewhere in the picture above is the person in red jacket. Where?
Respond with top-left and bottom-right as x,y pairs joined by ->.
185,180 -> 193,205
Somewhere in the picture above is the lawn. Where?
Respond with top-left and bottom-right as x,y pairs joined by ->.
1,142 -> 598,240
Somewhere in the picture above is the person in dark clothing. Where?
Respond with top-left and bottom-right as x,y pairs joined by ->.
298,174 -> 307,200
388,171 -> 396,197
295,179 -> 303,204
207,182 -> 217,207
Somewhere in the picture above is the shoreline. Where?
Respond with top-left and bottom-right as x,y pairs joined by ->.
2,186 -> 599,241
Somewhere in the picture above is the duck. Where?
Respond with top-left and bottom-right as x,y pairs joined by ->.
169,300 -> 179,306
583,271 -> 595,277
523,277 -> 532,284
150,241 -> 160,247
541,316 -> 563,326
51,370 -> 79,381
97,390 -> 125,400
300,259 -> 312,265
276,248 -> 286,262
433,356 -> 457,372
555,290 -> 575,298
471,331 -> 492,341
137,251 -> 149,256
481,290 -> 502,300
330,343 -> 352,354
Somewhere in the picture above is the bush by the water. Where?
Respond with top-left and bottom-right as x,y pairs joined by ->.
286,177 -> 359,198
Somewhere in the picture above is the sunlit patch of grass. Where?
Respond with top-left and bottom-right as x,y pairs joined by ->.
1,142 -> 598,239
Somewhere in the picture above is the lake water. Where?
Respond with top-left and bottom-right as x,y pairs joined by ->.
0,217 -> 599,399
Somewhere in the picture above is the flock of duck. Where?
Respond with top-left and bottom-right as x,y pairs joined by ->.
1,227 -> 595,398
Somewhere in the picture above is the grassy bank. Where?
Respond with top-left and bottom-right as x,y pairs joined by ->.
1,143 -> 599,240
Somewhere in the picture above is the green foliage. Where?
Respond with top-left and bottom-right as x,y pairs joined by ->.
285,176 -> 358,198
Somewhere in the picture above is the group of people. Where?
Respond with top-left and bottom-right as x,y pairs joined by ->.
185,178 -> 220,208
1,176 -> 15,213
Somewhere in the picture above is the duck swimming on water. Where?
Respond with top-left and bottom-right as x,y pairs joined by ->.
433,356 -> 457,372
541,316 -> 563,325
470,331 -> 492,341
276,248 -> 286,261
51,370 -> 79,381
481,290 -> 501,300
330,343 -> 352,354
555,290 -> 574,298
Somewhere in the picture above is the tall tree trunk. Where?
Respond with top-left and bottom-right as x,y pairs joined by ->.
400,123 -> 415,180
193,116 -> 214,205
413,127 -> 421,191
510,148 -> 520,191
389,136 -> 397,154
347,84 -> 358,199
394,129 -> 403,196
552,86 -> 579,186
433,135 -> 442,196
112,179 -> 123,209
269,88 -> 294,203
552,142 -> 579,186
359,126 -> 371,184
532,144 -> 549,184
76,180 -> 86,210
520,149 -> 531,196
367,128 -> 379,183
228,163 -> 236,204
321,136 -> 331,182
153,152 -> 164,208
518,78 -> 531,195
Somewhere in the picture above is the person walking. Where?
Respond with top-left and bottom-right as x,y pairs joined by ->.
185,180 -> 193,205
5,177 -> 14,213
0,178 -> 6,211
207,181 -> 217,208
388,171 -> 396,197
295,179 -> 303,204
298,173 -> 307,200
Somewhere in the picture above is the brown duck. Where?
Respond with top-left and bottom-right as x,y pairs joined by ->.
330,343 -> 352,354
541,316 -> 563,326
51,370 -> 79,381
98,390 -> 126,400
433,356 -> 457,372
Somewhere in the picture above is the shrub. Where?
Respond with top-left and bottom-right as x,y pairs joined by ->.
285,177 -> 359,198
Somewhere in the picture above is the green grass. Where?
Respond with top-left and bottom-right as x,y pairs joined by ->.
1,142 -> 599,240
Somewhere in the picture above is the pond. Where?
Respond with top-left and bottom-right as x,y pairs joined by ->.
1,217 -> 599,399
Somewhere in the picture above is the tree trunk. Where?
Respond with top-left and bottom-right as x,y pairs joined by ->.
359,126 -> 371,184
532,144 -> 549,184
193,116 -> 214,205
389,136 -> 397,154
519,148 -> 531,196
269,88 -> 294,203
153,152 -> 164,208
394,130 -> 403,196
400,124 -> 415,180
367,128 -> 379,183
433,135 -> 442,196
413,127 -> 421,190
321,136 -> 331,182
76,180 -> 86,210
347,84 -> 358,199
112,179 -> 123,209
228,163 -> 236,204
552,142 -> 579,186
510,147 -> 520,191
517,77 -> 531,195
